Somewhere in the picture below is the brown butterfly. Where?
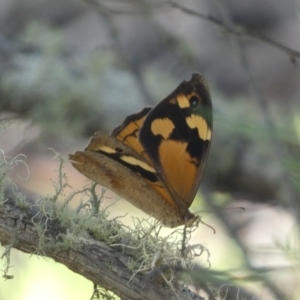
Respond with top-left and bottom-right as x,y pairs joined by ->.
70,73 -> 212,227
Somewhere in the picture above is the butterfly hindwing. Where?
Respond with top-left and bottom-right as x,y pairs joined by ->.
111,107 -> 176,208
70,131 -> 187,227
111,107 -> 152,159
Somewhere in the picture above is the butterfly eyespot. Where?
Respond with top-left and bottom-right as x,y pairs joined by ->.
189,96 -> 200,108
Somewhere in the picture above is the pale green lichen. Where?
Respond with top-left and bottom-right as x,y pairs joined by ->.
38,153 -> 210,291
112,218 -> 210,284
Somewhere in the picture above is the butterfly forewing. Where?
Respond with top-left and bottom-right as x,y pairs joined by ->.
139,73 -> 212,210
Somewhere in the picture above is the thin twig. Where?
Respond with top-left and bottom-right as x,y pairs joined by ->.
168,1 -> 300,59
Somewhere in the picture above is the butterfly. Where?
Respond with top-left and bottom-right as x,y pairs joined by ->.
69,73 -> 212,227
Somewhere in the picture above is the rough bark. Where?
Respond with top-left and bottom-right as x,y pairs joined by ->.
0,197 -> 204,300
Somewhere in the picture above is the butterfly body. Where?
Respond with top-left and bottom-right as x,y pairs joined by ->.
70,73 -> 212,227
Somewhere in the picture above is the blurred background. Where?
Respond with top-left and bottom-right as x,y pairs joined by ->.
0,0 -> 300,299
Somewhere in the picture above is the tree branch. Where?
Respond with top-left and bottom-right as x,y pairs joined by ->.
0,196 -> 204,300
168,1 -> 300,60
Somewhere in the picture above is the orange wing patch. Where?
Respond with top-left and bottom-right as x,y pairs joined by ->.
158,140 -> 197,201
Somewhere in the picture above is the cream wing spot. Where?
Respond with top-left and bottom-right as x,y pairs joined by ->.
97,146 -> 156,173
98,146 -> 116,153
186,115 -> 211,141
176,94 -> 190,108
206,128 -> 212,141
151,118 -> 175,139
120,155 -> 156,173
